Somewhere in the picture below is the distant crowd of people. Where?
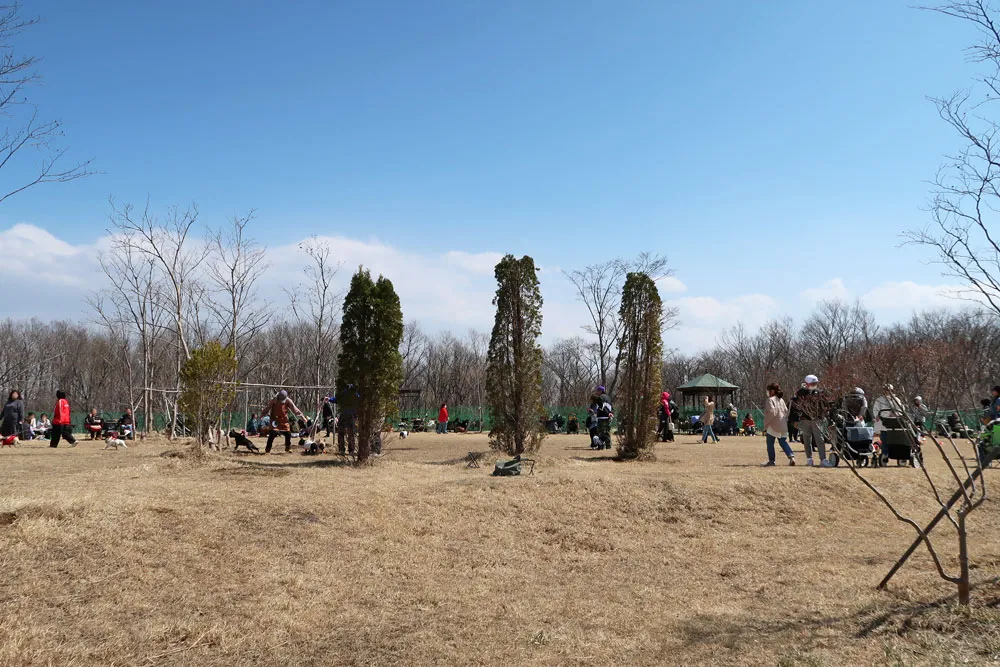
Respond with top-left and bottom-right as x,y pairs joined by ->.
0,389 -> 136,448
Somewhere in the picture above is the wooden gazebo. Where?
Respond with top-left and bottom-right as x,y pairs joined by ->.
675,374 -> 739,413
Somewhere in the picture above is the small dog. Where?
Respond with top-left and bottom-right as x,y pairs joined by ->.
103,436 -> 127,450
299,438 -> 324,455
399,430 -> 409,440
229,430 -> 261,454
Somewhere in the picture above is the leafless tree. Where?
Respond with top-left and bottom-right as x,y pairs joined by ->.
94,224 -> 166,436
0,4 -> 93,205
564,253 -> 678,397
108,199 -> 208,438
207,211 -> 269,361
831,385 -> 988,605
399,320 -> 428,389
287,237 -> 341,394
908,2 -> 1000,317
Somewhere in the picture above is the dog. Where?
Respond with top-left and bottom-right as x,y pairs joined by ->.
299,438 -> 324,455
229,430 -> 261,454
1,434 -> 16,447
399,430 -> 409,440
103,436 -> 127,450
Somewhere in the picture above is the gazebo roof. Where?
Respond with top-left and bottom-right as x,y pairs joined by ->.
676,373 -> 739,392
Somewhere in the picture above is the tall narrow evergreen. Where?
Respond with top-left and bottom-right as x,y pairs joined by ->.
616,272 -> 663,460
336,267 -> 404,463
486,255 -> 545,456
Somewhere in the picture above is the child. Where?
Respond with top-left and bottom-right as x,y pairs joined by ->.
742,413 -> 757,436
50,390 -> 78,448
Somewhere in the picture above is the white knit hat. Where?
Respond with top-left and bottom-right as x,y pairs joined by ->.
804,374 -> 819,385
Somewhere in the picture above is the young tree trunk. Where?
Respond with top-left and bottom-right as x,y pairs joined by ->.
958,511 -> 970,606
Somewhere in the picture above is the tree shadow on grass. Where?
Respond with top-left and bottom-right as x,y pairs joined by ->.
228,457 -> 357,470
425,451 -> 492,466
670,576 -> 1000,658
570,455 -> 621,463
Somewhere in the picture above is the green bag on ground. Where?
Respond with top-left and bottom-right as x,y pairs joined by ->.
492,459 -> 522,476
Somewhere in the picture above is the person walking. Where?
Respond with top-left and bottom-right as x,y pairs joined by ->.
701,395 -> 719,443
262,389 -> 306,454
1,390 -> 24,442
50,390 -> 78,448
762,383 -> 795,467
658,391 -> 674,442
796,375 -> 832,467
322,397 -> 336,437
437,403 -> 449,434
593,386 -> 614,450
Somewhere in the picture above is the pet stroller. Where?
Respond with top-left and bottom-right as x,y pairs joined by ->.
878,409 -> 923,468
828,410 -> 878,468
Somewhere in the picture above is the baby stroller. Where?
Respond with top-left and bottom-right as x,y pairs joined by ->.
977,419 -> 1000,468
878,408 -> 923,468
828,410 -> 878,468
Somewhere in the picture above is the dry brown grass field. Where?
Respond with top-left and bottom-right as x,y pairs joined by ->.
2,430 -> 1000,666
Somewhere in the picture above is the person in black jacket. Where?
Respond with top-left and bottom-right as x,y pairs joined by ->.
796,375 -> 832,467
84,409 -> 105,440
322,396 -> 335,437
1,390 -> 24,440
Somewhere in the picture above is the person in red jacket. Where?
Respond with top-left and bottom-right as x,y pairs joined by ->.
437,403 -> 449,434
50,390 -> 78,448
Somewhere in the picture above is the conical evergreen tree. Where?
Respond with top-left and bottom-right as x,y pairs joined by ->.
486,255 -> 545,456
336,267 -> 404,462
616,272 -> 663,460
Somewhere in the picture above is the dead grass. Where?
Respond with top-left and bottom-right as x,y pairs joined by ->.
1,431 -> 1000,666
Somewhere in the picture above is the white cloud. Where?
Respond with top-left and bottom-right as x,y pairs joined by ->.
801,278 -> 850,304
657,275 -> 687,294
0,223 -> 99,288
860,280 -> 968,312
663,293 -> 780,353
442,250 -> 505,276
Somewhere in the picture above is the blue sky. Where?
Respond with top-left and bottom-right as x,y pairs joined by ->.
0,1 -> 985,350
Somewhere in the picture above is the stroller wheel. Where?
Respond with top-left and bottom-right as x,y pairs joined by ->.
830,453 -> 840,467
879,454 -> 889,468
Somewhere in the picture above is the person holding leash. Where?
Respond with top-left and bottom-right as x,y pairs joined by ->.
262,389 -> 306,454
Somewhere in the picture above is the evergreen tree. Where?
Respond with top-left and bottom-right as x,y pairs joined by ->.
616,272 -> 663,460
178,342 -> 238,449
336,267 -> 404,462
486,255 -> 545,455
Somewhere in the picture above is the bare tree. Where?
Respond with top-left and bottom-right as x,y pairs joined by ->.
95,226 -> 165,436
908,2 -> 1000,317
109,200 -> 208,438
0,4 -> 92,205
399,320 -> 428,389
207,211 -> 269,361
288,237 -> 341,394
831,385 -> 988,605
564,253 -> 677,397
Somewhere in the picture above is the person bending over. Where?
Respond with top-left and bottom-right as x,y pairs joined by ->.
262,390 -> 305,454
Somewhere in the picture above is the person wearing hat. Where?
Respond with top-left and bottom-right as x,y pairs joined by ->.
795,375 -> 832,467
262,389 -> 306,454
